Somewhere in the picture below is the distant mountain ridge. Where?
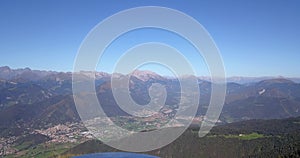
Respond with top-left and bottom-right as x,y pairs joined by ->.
0,66 -> 57,81
1,66 -> 300,83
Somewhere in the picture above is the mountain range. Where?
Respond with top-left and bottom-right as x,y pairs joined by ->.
0,66 -> 300,135
1,66 -> 300,157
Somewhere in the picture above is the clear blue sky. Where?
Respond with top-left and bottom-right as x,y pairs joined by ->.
0,0 -> 300,77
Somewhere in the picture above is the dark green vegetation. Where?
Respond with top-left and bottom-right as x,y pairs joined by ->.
61,117 -> 300,158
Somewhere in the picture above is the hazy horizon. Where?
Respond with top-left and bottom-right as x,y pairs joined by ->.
1,65 -> 300,79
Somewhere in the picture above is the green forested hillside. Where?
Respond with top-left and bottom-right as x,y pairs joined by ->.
61,117 -> 300,158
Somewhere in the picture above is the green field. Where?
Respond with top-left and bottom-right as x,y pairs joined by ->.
223,132 -> 265,140
7,142 -> 78,158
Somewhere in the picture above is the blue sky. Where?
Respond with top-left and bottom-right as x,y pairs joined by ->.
0,0 -> 300,77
